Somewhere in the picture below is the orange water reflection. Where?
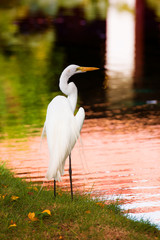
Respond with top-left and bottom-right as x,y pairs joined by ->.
1,117 -> 160,227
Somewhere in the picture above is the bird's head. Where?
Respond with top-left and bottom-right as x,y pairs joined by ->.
63,64 -> 99,78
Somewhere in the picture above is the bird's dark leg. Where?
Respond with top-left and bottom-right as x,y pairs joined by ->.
69,153 -> 73,200
54,179 -> 56,197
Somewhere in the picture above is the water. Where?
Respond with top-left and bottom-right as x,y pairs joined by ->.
0,0 -> 160,229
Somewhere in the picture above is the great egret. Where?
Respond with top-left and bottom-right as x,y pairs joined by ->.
43,64 -> 99,199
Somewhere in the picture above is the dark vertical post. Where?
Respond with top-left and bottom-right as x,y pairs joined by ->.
69,154 -> 73,200
134,0 -> 145,86
54,179 -> 56,197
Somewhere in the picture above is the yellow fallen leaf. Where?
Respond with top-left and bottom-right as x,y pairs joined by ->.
8,220 -> 17,228
28,212 -> 38,221
0,194 -> 7,200
11,195 -> 19,201
96,202 -> 105,208
8,223 -> 17,228
85,210 -> 91,214
42,209 -> 51,216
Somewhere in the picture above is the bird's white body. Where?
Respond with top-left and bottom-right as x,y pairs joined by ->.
44,64 -> 98,182
45,95 -> 84,181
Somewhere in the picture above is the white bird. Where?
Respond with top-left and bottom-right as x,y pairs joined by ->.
43,64 -> 99,198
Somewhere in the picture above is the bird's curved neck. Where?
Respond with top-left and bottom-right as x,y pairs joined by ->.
67,89 -> 77,113
59,72 -> 77,113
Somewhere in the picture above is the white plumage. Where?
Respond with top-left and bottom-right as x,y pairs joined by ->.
45,96 -> 84,181
44,64 -> 98,182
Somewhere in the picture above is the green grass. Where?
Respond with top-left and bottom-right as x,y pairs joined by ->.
0,165 -> 160,240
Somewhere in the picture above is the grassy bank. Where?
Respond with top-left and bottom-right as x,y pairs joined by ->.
0,165 -> 160,240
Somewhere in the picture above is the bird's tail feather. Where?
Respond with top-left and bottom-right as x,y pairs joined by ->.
46,118 -> 79,182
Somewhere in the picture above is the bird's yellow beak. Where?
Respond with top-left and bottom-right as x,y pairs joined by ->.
77,66 -> 99,72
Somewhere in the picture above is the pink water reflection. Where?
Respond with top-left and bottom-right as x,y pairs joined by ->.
1,117 -> 160,227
